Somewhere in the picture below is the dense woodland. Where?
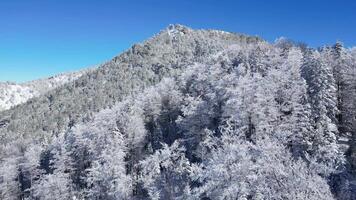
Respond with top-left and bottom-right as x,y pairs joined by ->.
0,25 -> 355,199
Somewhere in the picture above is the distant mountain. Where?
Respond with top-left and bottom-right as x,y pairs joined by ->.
0,25 -> 355,200
0,70 -> 89,111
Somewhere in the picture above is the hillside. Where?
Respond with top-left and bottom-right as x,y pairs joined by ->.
0,25 -> 356,200
0,70 -> 89,112
0,24 -> 261,142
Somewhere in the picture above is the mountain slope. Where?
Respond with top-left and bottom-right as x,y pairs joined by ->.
0,24 -> 261,142
0,70 -> 89,112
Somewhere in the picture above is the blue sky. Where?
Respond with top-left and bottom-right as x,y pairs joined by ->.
1,0 -> 355,82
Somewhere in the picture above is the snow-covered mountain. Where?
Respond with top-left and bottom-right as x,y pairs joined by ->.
0,70 -> 89,111
0,82 -> 37,111
0,25 -> 355,200
0,24 -> 260,139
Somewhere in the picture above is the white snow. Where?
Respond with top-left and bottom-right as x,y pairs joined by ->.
0,70 -> 88,111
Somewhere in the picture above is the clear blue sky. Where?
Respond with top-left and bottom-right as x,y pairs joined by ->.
1,0 -> 355,82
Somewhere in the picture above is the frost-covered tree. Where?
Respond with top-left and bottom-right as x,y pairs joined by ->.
86,129 -> 132,200
193,129 -> 335,200
177,63 -> 229,161
268,48 -> 313,157
223,71 -> 281,143
302,50 -> 344,176
140,78 -> 183,152
0,140 -> 38,200
323,42 -> 354,134
31,136 -> 75,199
32,173 -> 73,200
0,151 -> 21,199
304,50 -> 338,124
139,141 -> 192,200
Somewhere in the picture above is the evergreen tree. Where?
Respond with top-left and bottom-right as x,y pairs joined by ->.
269,48 -> 313,157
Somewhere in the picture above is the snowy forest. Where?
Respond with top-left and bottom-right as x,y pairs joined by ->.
0,25 -> 356,199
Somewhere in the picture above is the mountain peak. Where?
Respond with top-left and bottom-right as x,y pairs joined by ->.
167,24 -> 190,32
163,24 -> 191,38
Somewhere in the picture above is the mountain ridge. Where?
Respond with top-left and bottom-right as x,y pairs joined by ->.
0,69 -> 92,112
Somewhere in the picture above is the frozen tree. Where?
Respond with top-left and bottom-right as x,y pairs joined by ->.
0,153 -> 21,199
139,141 -> 192,200
302,50 -> 344,176
223,71 -> 281,143
140,78 -> 183,151
347,51 -> 356,173
304,50 -> 338,124
323,43 -> 354,134
267,48 -> 313,157
177,63 -> 229,161
32,173 -> 73,200
31,136 -> 76,199
114,98 -> 147,173
193,129 -> 335,200
86,129 -> 132,200
0,140 -> 35,200
21,143 -> 44,198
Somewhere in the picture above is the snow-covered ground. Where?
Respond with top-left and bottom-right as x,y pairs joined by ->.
0,83 -> 38,111
0,70 -> 89,111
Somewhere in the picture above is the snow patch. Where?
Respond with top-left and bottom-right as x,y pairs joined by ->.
0,70 -> 89,112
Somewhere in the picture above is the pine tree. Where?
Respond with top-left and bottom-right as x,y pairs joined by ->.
269,47 -> 313,157
302,50 -> 344,176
